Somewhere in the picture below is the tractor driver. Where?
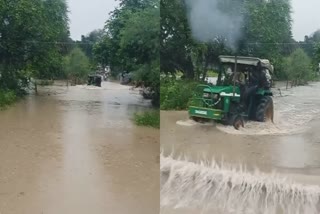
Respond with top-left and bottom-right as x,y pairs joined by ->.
241,62 -> 271,109
239,66 -> 259,110
232,68 -> 247,110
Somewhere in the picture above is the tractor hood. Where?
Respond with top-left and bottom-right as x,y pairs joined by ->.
203,86 -> 240,94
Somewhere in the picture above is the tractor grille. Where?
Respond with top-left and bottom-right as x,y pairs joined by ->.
203,92 -> 219,100
202,92 -> 221,108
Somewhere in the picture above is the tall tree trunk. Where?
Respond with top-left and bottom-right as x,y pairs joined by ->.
34,81 -> 38,95
184,56 -> 194,79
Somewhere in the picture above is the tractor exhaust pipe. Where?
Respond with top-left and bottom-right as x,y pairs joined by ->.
233,55 -> 238,97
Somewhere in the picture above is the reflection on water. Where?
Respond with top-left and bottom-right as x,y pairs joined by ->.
0,81 -> 159,214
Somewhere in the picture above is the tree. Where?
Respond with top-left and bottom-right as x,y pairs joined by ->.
160,0 -> 196,78
118,3 -> 160,105
64,48 -> 90,85
160,0 -> 293,80
0,0 -> 69,94
284,49 -> 312,86
94,0 -> 160,106
313,43 -> 320,74
78,29 -> 105,65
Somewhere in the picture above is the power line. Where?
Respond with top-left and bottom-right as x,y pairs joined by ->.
1,40 -> 319,46
0,40 -> 96,45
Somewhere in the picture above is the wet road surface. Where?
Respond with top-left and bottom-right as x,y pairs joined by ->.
161,82 -> 320,213
0,81 -> 159,214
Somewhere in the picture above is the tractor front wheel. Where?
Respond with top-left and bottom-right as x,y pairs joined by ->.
232,115 -> 244,130
223,114 -> 244,130
256,96 -> 274,122
190,116 -> 209,124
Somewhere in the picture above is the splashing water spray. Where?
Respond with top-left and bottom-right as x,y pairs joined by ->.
161,154 -> 320,214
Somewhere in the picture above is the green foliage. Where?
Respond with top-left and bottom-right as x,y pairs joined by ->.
119,5 -> 159,65
160,78 -> 199,110
0,0 -> 69,94
160,0 -> 293,80
78,29 -> 105,67
64,48 -> 90,84
0,90 -> 17,109
94,0 -> 160,106
314,43 -> 320,71
134,60 -> 160,106
133,110 -> 160,129
283,49 -> 313,85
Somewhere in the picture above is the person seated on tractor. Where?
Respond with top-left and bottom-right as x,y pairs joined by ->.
233,70 -> 248,110
261,68 -> 272,89
236,67 -> 258,111
241,63 -> 271,110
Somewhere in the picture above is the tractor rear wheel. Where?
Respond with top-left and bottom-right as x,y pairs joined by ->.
256,96 -> 274,122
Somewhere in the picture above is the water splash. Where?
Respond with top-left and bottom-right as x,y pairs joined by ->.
216,84 -> 320,135
161,154 -> 320,214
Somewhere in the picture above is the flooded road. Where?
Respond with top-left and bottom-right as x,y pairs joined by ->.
0,81 -> 159,214
161,82 -> 320,214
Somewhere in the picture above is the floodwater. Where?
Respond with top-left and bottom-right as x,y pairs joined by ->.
161,82 -> 320,214
0,81 -> 159,214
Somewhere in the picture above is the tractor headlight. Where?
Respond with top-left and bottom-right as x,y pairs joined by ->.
203,93 -> 210,98
212,94 -> 219,99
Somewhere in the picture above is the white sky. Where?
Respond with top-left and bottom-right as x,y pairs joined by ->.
291,0 -> 320,40
68,0 -> 320,41
68,0 -> 119,40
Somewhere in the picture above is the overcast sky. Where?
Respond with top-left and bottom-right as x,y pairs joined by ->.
68,0 -> 119,40
68,0 -> 320,41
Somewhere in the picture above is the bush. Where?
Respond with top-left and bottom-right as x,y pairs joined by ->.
0,90 -> 17,109
283,48 -> 313,86
160,79 -> 199,110
133,110 -> 160,129
63,47 -> 90,84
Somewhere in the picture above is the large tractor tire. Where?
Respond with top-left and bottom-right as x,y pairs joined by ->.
256,96 -> 274,122
231,115 -> 244,130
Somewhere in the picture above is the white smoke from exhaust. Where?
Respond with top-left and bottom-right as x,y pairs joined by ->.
185,0 -> 244,50
161,154 -> 320,214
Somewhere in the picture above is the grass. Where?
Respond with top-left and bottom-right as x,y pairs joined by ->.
133,110 -> 160,129
0,90 -> 17,109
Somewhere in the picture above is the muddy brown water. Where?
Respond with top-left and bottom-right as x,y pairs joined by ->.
0,81 -> 159,214
161,82 -> 320,214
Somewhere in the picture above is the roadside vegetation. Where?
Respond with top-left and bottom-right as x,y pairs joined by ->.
0,0 -> 70,106
64,47 -> 90,85
0,90 -> 16,109
0,0 -> 160,129
93,0 -> 160,107
160,0 -> 320,110
93,0 -> 160,127
133,110 -> 160,129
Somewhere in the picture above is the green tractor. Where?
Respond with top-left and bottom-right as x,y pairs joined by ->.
188,55 -> 274,130
87,74 -> 102,87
